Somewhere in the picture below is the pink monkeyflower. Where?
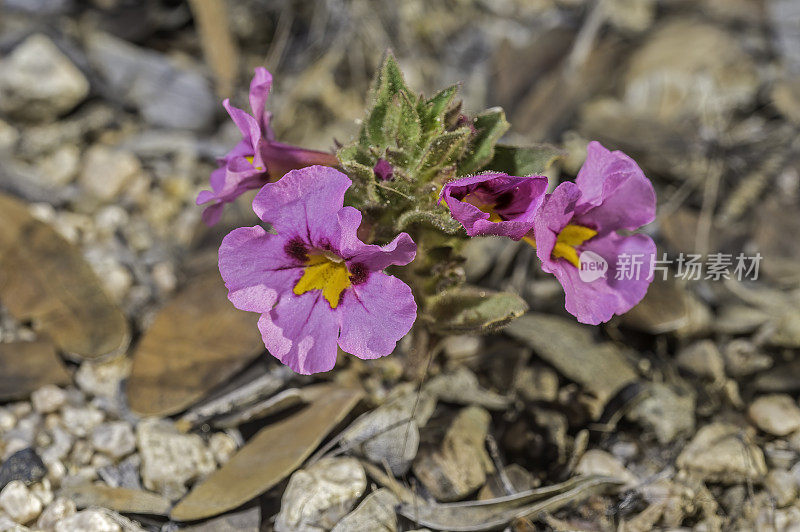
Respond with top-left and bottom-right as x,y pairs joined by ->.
197,68 -> 338,225
218,165 -> 417,374
527,141 -> 656,325
439,173 -> 548,240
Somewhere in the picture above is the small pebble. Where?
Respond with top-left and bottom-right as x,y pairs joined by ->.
208,433 -> 237,465
0,481 -> 43,524
91,422 -> 135,459
31,386 -> 67,415
37,497 -> 76,530
748,394 -> 800,436
54,509 -> 121,532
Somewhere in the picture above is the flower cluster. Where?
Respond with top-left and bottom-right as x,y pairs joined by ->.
203,66 -> 657,375
441,142 -> 656,325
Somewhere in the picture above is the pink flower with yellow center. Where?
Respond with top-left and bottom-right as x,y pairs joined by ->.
197,68 -> 338,226
218,165 -> 417,374
525,141 -> 657,325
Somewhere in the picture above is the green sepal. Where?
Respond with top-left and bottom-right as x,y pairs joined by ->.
483,143 -> 565,176
422,286 -> 529,334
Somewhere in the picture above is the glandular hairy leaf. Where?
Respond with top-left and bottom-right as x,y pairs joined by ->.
396,208 -> 464,234
417,128 -> 471,181
457,107 -> 510,176
423,286 -> 529,334
485,143 -> 565,176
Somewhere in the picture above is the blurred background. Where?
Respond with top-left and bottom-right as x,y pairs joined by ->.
2,0 -> 800,530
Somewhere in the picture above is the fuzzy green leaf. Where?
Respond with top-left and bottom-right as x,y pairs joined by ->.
417,128 -> 471,180
457,107 -> 510,176
484,143 -> 566,176
396,208 -> 463,234
423,286 -> 529,334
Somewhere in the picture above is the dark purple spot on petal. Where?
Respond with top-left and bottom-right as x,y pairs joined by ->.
284,237 -> 308,262
349,262 -> 368,285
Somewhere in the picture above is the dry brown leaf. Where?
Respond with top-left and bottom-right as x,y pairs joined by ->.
170,385 -> 363,521
0,193 -> 129,359
127,272 -> 264,417
0,340 -> 71,400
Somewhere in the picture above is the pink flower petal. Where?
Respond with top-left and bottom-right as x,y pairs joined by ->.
219,226 -> 301,313
337,272 -> 416,359
258,292 -> 340,374
252,166 -> 352,246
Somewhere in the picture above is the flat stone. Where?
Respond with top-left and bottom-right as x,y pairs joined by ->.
79,145 -> 142,202
331,488 -> 399,532
677,423 -> 767,483
0,34 -> 89,121
274,458 -> 366,532
85,32 -> 214,131
136,419 -> 215,500
413,406 -> 494,502
340,384 -> 435,476
576,450 -> 637,488
0,449 -> 47,491
0,481 -> 42,524
748,394 -> 800,436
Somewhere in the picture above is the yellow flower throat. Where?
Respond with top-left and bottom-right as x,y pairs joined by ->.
293,253 -> 352,308
523,224 -> 597,268
462,192 -> 597,268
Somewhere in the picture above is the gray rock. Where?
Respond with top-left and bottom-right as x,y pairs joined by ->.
748,394 -> 800,436
331,488 -> 399,532
136,419 -> 215,500
275,458 -> 366,532
79,146 -> 142,202
61,406 -> 104,438
85,32 -> 215,131
677,423 -> 767,483
676,340 -> 726,381
340,384 -> 435,476
626,383 -> 696,444
0,34 -> 89,121
53,509 -> 121,532
91,422 -> 135,459
0,481 -> 42,524
96,454 -> 141,490
0,449 -> 47,491
766,469 -> 797,507
74,357 -> 131,400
